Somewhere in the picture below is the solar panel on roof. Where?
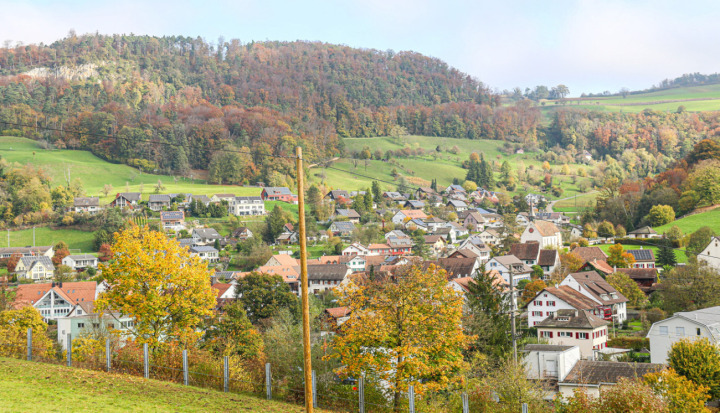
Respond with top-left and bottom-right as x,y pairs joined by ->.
628,249 -> 653,261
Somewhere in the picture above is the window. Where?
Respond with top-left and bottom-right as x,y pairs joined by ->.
546,311 -> 554,317
659,326 -> 668,336
547,301 -> 556,306
533,301 -> 543,306
676,327 -> 685,337
540,331 -> 553,338
532,311 -> 543,317
576,333 -> 589,340
77,323 -> 85,328
697,328 -> 702,336
559,332 -> 572,338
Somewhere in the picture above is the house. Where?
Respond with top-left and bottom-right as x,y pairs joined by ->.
414,187 -> 437,199
276,231 -> 299,245
368,243 -> 391,256
382,191 -> 407,203
561,272 -> 628,324
333,209 -> 361,223
261,187 -> 298,204
579,259 -> 615,276
446,199 -> 468,212
486,255 -> 533,286
189,246 -> 219,263
648,305 -> 720,364
536,309 -> 610,359
61,254 -> 98,271
424,235 -> 446,256
391,209 -> 428,225
444,184 -> 466,195
265,254 -> 298,267
447,222 -> 470,237
463,211 -> 486,231
449,269 -> 509,298
477,229 -> 502,246
306,264 -> 352,295
424,217 -> 447,232
615,268 -> 658,293
0,246 -> 53,259
525,193 -> 546,205
14,281 -> 98,321
510,242 -> 541,266
57,306 -> 135,349
433,257 -> 482,279
342,243 -> 371,256
329,221 -> 356,237
73,197 -> 101,214
404,218 -> 429,232
625,248 -> 656,269
698,236 -> 720,271
160,210 -> 185,231
386,237 -> 413,255
520,220 -> 562,249
558,361 -> 663,399
192,228 -> 223,245
403,200 -> 425,210
526,285 -> 604,328
231,227 -> 254,241
456,236 -> 492,262
571,247 -> 608,265
15,256 -> 55,280
109,192 -> 142,208
534,212 -> 570,226
384,230 -> 410,240
320,306 -> 351,333
148,194 -> 172,211
627,226 -> 660,239
211,193 -> 236,204
325,190 -> 350,203
189,194 -> 211,206
229,196 -> 266,216
523,344 -> 581,381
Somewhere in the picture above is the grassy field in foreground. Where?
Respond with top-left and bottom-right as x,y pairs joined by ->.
0,357 -> 321,413
6,226 -> 95,252
653,208 -> 720,236
596,243 -> 688,264
0,137 -> 260,201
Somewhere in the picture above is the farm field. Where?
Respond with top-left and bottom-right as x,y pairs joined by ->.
552,192 -> 598,214
0,137 -> 261,202
653,208 -> 720,235
596,243 -> 688,264
5,226 -> 95,253
0,357 -> 320,413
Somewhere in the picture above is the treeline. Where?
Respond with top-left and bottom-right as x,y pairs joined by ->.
0,34 -> 547,181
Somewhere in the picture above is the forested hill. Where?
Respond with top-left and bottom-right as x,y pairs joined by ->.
0,34 -> 544,186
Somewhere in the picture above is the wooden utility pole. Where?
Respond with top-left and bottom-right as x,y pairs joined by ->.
296,146 -> 314,413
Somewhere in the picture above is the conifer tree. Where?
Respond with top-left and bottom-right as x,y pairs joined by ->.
657,239 -> 678,267
465,264 -> 512,359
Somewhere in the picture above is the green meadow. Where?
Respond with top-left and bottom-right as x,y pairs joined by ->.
654,208 -> 720,236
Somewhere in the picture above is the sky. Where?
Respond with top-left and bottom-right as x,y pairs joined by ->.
2,0 -> 720,96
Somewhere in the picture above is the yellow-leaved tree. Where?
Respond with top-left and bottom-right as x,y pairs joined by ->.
329,264 -> 472,410
95,225 -> 216,349
0,306 -> 54,358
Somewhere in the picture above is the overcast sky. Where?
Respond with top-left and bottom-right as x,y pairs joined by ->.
2,0 -> 719,96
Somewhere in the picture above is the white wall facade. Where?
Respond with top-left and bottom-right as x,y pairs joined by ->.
648,316 -> 712,364
524,346 -> 581,380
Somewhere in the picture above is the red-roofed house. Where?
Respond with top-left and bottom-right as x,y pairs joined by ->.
15,281 -> 99,321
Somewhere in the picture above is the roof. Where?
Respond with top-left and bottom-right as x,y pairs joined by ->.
160,211 -> 184,220
19,256 -> 54,270
0,246 -> 53,255
561,360 -> 664,385
118,192 -> 142,201
211,283 -> 233,299
447,200 -> 468,208
536,286 -> 599,311
523,344 -> 575,352
148,194 -> 171,202
316,255 -> 353,265
405,200 -> 425,208
567,271 -> 628,305
368,243 -> 391,250
449,249 -> 479,259
432,257 -> 478,279
335,209 -> 361,219
267,254 -> 298,267
307,264 -> 349,281
191,195 -> 211,203
213,193 -> 236,198
15,281 -> 97,307
629,226 -> 658,235
585,259 -> 615,274
74,197 -> 99,207
327,190 -> 350,199
398,210 -> 428,219
254,265 -> 299,283
235,196 -> 263,202
193,228 -> 221,239
571,247 -> 608,263
510,242 -> 540,261
532,220 -> 561,237
331,221 -> 356,232
491,255 -> 532,272
64,254 -> 97,261
673,306 -> 720,329
626,249 -> 655,262
263,187 -> 293,196
190,246 -> 218,253
538,250 -> 559,266
424,235 -> 445,244
325,306 -> 351,319
615,268 -> 658,280
536,309 -> 609,329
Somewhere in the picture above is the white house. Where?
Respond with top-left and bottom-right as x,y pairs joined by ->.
109,192 -> 142,208
558,361 -> 664,399
391,209 -> 428,225
536,309 -> 610,359
147,194 -> 172,211
698,237 -> 720,271
342,243 -> 371,256
525,285 -> 604,328
520,220 -> 562,249
189,246 -> 219,263
627,226 -> 660,239
73,197 -> 101,214
57,307 -> 136,349
14,281 -> 99,322
485,255 -> 533,286
229,196 -> 266,216
560,271 -> 628,324
523,344 -> 581,381
15,256 -> 55,280
647,306 -> 720,364
61,254 -> 99,271
306,264 -> 352,296
0,245 -> 53,259
192,228 -> 223,245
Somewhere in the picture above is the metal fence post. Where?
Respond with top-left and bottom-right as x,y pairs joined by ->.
522,402 -> 528,413
462,392 -> 469,413
223,356 -> 229,393
265,363 -> 271,400
26,328 -> 32,361
408,385 -> 415,413
66,333 -> 72,367
182,349 -> 188,385
311,370 -> 317,408
106,339 -> 111,372
359,374 -> 365,413
143,343 -> 149,379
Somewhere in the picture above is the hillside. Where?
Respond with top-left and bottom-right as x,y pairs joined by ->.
0,357 -> 318,412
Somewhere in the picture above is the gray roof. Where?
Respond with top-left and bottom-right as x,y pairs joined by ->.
447,200 -> 468,207
148,194 -> 171,203
193,228 -> 221,239
567,271 -> 627,305
335,209 -> 361,219
674,306 -> 720,330
561,360 -> 664,385
536,309 -> 609,329
191,195 -> 211,203
307,264 -> 349,281
629,226 -> 658,235
263,187 -> 293,195
331,221 -> 356,232
178,238 -> 194,247
65,254 -> 97,261
626,249 -> 655,262
74,197 -> 99,207
235,196 -> 263,202
160,211 -> 184,220
20,256 -> 54,270
0,246 -> 53,255
491,255 -> 533,273
523,344 -> 575,352
119,192 -> 142,201
190,246 -> 218,253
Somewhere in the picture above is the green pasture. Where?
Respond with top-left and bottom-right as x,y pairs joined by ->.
5,226 -> 95,252
654,208 -> 720,236
596,243 -> 687,264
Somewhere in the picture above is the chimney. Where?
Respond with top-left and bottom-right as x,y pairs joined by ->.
58,282 -> 63,288
51,282 -> 55,288
613,265 -> 617,273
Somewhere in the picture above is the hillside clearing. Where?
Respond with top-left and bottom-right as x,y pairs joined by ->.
0,357 -> 320,413
653,208 -> 720,235
5,226 -> 95,252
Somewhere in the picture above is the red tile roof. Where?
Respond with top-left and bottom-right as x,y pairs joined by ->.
15,281 -> 97,307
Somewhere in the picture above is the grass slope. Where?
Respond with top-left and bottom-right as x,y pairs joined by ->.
6,226 -> 95,252
653,208 -> 720,235
596,243 -> 688,264
0,357 -> 320,413
0,137 -> 260,202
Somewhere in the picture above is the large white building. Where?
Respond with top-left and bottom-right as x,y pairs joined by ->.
560,272 -> 628,324
647,306 -> 720,364
520,220 -> 562,249
229,196 -> 266,216
536,309 -> 610,359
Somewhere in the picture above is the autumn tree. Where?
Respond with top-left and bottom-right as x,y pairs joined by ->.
6,253 -> 21,273
52,247 -> 70,266
606,271 -> 647,307
98,243 -> 113,262
644,368 -> 710,413
688,160 -> 720,206
606,244 -> 635,268
646,205 -> 676,227
234,272 -> 297,324
686,227 -> 715,256
560,252 -> 584,273
659,262 -> 720,313
668,338 -> 720,400
521,279 -> 547,304
95,225 -> 216,348
101,184 -> 113,197
203,301 -> 265,361
597,220 -> 615,239
0,307 -> 54,358
330,265 -> 471,409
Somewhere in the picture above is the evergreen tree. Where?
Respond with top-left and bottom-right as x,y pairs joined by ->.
264,205 -> 288,243
371,180 -> 381,200
363,190 -> 373,211
465,264 -> 512,359
657,239 -> 678,267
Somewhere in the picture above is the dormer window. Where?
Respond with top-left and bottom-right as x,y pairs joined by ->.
601,294 -> 609,300
610,293 -> 617,299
